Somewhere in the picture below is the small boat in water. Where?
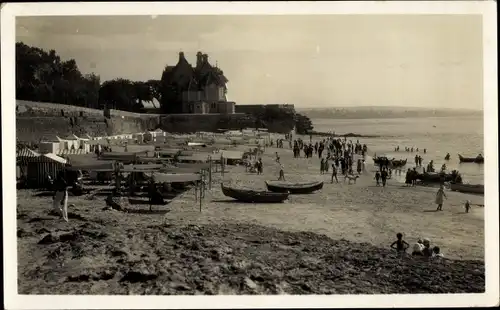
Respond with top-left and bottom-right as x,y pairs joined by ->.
458,154 -> 484,164
265,180 -> 323,194
221,184 -> 289,203
416,170 -> 462,184
373,156 -> 407,168
449,183 -> 484,195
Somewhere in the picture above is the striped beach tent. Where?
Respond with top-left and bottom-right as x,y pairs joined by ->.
16,148 -> 41,165
57,148 -> 87,156
16,148 -> 41,179
26,153 -> 68,188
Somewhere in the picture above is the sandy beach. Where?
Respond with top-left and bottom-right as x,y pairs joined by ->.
16,136 -> 485,295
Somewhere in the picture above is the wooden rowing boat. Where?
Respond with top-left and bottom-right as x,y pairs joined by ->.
458,154 -> 484,164
416,171 -> 461,183
373,157 -> 407,168
449,183 -> 484,195
221,184 -> 289,203
265,180 -> 323,194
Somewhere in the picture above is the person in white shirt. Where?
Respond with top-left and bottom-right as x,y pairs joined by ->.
432,246 -> 444,258
411,239 -> 425,256
278,163 -> 285,181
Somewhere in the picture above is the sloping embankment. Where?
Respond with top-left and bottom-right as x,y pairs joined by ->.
17,218 -> 484,295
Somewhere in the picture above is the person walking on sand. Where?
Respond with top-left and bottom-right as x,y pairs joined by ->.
435,184 -> 447,211
52,171 -> 69,222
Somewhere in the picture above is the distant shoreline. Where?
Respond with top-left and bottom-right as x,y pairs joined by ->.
308,131 -> 381,138
307,115 -> 483,121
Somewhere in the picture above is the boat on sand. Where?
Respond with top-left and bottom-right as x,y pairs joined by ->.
449,183 -> 484,195
221,184 -> 289,203
265,180 -> 323,194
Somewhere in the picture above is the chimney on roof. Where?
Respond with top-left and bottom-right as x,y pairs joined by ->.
179,51 -> 185,62
196,51 -> 203,68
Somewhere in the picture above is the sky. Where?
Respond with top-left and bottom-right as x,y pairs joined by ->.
16,15 -> 483,109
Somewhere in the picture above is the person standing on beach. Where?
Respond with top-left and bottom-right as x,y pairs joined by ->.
278,163 -> 285,181
375,171 -> 381,186
320,158 -> 325,175
465,200 -> 471,213
256,158 -> 263,175
435,184 -> 447,211
390,233 -> 410,254
52,171 -> 69,222
331,163 -> 338,183
381,169 -> 388,187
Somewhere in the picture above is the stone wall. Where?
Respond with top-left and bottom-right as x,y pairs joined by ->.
16,100 -> 297,143
15,101 -> 256,142
158,113 -> 254,133
16,100 -> 160,142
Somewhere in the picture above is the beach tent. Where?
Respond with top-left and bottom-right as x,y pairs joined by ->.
16,148 -> 41,179
26,153 -> 68,188
16,148 -> 41,164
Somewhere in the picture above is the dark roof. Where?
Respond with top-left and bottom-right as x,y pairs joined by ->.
163,53 -> 228,90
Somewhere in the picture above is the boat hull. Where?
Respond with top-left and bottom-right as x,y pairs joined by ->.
458,154 -> 484,164
416,172 -> 459,183
450,183 -> 484,195
265,181 -> 324,194
221,184 -> 289,203
373,157 -> 407,168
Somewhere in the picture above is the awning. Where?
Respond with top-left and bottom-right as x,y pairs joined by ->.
154,173 -> 201,183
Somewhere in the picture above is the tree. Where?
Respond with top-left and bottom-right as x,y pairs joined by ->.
16,42 -> 100,108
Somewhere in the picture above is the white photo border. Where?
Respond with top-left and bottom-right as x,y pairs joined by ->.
2,1 -> 498,309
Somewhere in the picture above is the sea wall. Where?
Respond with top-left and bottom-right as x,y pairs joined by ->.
16,100 -> 160,142
16,100 -> 296,142
158,113 -> 255,133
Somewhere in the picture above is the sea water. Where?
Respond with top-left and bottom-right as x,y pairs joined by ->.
310,116 -> 484,184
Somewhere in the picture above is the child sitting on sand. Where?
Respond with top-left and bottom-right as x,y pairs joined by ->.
422,238 -> 433,257
412,239 -> 425,256
432,246 -> 444,258
391,233 -> 410,253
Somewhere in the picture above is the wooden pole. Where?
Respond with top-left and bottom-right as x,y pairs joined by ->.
208,156 -> 212,190
199,180 -> 202,212
221,155 -> 224,177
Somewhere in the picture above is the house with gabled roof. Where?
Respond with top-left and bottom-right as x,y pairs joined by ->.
162,51 -> 235,115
